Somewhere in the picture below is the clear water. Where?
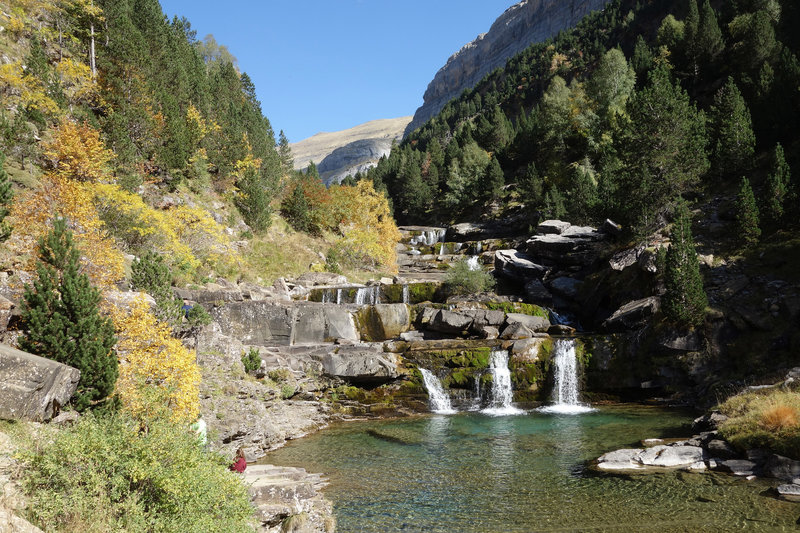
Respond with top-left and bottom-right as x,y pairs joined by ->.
263,406 -> 799,532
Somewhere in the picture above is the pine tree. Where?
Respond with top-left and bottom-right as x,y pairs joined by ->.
483,156 -> 505,202
683,0 -> 701,77
278,130 -> 294,174
663,198 -> 707,328
20,218 -> 117,411
735,177 -> 761,248
281,183 -> 314,234
235,156 -> 279,233
710,77 -> 755,177
697,0 -> 724,70
0,151 -> 13,242
763,143 -> 790,225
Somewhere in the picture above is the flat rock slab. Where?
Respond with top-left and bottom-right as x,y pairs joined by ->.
537,220 -> 571,235
596,449 -> 646,470
245,464 -> 333,531
716,459 -> 758,476
639,445 -> 706,468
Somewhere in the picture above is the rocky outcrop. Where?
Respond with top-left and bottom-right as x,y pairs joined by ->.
322,347 -> 399,385
405,0 -> 612,136
0,344 -> 80,422
291,116 -> 411,182
317,139 -> 393,186
246,464 -> 335,532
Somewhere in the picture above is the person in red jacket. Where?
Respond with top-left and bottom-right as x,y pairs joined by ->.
230,447 -> 247,473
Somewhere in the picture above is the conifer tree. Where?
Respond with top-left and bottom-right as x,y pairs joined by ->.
235,157 -> 279,233
281,183 -> 314,234
763,143 -> 790,225
683,0 -> 701,77
663,198 -> 707,328
20,218 -> 117,411
278,130 -> 294,174
697,0 -> 724,70
483,156 -> 505,201
735,177 -> 761,248
710,77 -> 755,177
0,151 -> 13,242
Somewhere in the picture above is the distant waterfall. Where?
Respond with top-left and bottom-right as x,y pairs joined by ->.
539,339 -> 593,414
355,286 -> 380,305
466,256 -> 480,271
336,288 -> 342,305
482,349 -> 523,416
411,229 -> 446,248
402,284 -> 409,304
439,243 -> 445,255
420,369 -> 456,414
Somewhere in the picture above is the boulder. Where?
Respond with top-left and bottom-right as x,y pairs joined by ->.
322,346 -> 398,385
359,304 -> 410,341
536,220 -> 571,235
704,439 -> 737,460
602,297 -> 660,332
692,411 -> 729,432
494,249 -> 548,281
429,310 -> 474,335
609,246 -> 643,271
548,325 -> 576,335
638,445 -> 706,468
764,454 -> 800,482
777,484 -> 800,502
548,277 -> 582,300
476,325 -> 500,340
657,330 -> 701,352
596,449 -> 645,470
716,459 -> 758,476
600,219 -> 623,236
505,313 -> 550,333
246,464 -> 334,531
526,226 -> 605,266
0,344 -> 81,422
292,305 -> 359,345
510,337 -> 549,361
524,279 -> 553,305
499,322 -> 535,340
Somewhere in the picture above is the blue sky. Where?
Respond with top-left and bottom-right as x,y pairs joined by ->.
158,1 -> 512,143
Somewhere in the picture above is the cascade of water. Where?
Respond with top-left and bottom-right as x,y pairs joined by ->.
420,369 -> 456,414
372,285 -> 380,305
321,289 -> 332,304
466,256 -> 480,271
470,372 -> 483,411
482,349 -> 523,416
539,338 -> 593,414
454,243 -> 463,252
476,241 -> 483,254
439,243 -> 444,256
355,287 -> 368,305
402,284 -> 409,304
336,288 -> 342,305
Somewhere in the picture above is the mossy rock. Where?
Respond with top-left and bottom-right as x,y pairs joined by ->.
407,283 -> 441,304
485,301 -> 549,318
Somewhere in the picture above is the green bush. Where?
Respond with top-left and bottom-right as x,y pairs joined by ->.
442,259 -> 496,296
241,348 -> 262,374
21,413 -> 254,533
280,384 -> 296,399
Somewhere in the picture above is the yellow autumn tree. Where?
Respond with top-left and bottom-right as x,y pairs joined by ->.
110,295 -> 201,423
328,180 -> 401,272
9,119 -> 124,287
43,118 -> 114,182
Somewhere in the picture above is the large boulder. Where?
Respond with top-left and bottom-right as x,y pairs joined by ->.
536,220 -> 572,235
494,249 -> 548,282
0,344 -> 80,422
246,464 -> 334,531
322,345 -> 398,385
429,310 -> 474,335
602,297 -> 661,332
526,225 -> 605,267
638,445 -> 706,468
505,313 -> 550,333
358,304 -> 410,341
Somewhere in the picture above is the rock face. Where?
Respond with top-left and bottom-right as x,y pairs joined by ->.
291,117 -> 411,183
405,0 -> 612,136
0,344 -> 80,422
317,138 -> 393,186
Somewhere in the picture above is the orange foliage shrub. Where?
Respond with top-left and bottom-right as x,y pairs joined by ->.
760,405 -> 799,432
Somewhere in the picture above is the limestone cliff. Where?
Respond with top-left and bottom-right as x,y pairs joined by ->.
291,117 -> 411,185
405,0 -> 612,137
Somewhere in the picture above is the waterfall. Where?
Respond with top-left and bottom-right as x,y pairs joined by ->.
454,243 -> 463,252
321,289 -> 333,303
475,241 -> 483,254
470,372 -> 483,411
336,288 -> 342,305
482,349 -> 523,416
539,339 -> 593,414
466,256 -> 480,271
420,369 -> 456,414
354,286 -> 380,305
402,284 -> 409,304
439,243 -> 444,256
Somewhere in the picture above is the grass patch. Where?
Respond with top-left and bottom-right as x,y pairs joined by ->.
718,388 -> 800,459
